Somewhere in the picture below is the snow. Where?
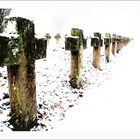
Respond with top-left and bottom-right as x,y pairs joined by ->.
0,35 -> 140,138
1,1 -> 140,139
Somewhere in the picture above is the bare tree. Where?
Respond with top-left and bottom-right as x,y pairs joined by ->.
0,9 -> 11,33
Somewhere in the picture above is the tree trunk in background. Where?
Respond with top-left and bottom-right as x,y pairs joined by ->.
0,9 -> 11,33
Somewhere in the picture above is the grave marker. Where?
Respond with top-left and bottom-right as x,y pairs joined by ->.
0,17 -> 47,130
104,33 -> 111,62
91,32 -> 103,70
65,28 -> 87,88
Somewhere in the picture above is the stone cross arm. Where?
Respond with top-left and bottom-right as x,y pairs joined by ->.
0,36 -> 47,66
65,28 -> 87,51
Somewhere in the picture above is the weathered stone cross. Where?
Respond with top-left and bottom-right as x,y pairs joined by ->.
0,17 -> 47,130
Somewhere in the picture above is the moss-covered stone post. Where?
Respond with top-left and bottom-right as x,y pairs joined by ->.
65,28 -> 87,89
35,38 -> 47,59
127,37 -> 130,45
120,36 -> 124,50
116,35 -> 121,53
104,33 -> 111,62
122,37 -> 127,48
8,17 -> 37,131
91,32 -> 103,70
55,33 -> 61,44
124,37 -> 128,46
111,34 -> 117,56
0,17 -> 47,131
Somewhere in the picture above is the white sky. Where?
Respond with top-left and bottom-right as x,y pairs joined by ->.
1,1 -> 140,38
1,1 -> 140,138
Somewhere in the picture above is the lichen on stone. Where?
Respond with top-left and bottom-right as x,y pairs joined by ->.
0,17 -> 35,66
5,36 -> 21,65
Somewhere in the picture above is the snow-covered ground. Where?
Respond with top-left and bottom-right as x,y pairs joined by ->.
1,1 -> 140,139
0,35 -> 140,138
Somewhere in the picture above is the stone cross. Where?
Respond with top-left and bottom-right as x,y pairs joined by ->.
55,33 -> 61,44
65,28 -> 87,89
104,33 -> 111,62
0,17 -> 47,130
91,32 -> 103,70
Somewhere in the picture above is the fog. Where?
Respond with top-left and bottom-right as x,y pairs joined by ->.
2,1 -> 140,39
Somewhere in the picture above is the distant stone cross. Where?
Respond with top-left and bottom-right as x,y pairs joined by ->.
55,33 -> 61,44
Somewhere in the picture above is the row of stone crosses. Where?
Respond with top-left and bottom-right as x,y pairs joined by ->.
0,17 -> 131,131
48,30 -> 131,89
